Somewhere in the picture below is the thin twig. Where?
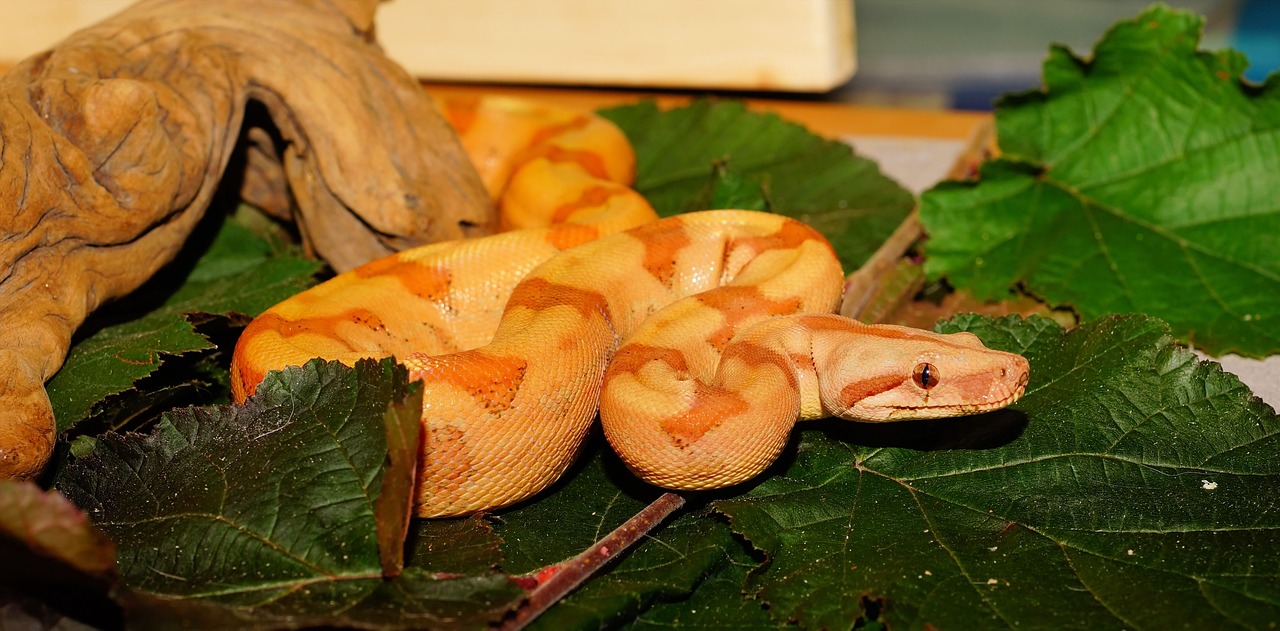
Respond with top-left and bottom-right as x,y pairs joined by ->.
839,116 -> 997,320
497,492 -> 686,631
840,209 -> 924,319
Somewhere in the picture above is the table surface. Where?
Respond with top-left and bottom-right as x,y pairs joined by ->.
423,82 -> 990,141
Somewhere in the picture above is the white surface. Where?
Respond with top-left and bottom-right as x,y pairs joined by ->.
1206,354 -> 1280,412
0,0 -> 855,92
843,135 -> 967,194
377,0 -> 856,91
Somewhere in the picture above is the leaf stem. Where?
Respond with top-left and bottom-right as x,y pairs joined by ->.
498,492 -> 686,630
840,117 -> 995,319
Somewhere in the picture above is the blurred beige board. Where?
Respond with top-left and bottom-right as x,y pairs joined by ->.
379,0 -> 856,90
0,2 -> 134,58
0,0 -> 857,92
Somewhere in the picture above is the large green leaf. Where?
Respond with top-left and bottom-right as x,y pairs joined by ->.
601,99 -> 915,270
46,218 -> 321,431
56,359 -> 524,629
919,5 -> 1280,356
717,314 -> 1280,629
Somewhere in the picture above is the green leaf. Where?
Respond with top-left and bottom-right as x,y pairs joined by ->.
717,314 -> 1280,629
601,100 -> 915,270
54,359 -> 520,627
918,5 -> 1280,356
117,568 -> 522,631
492,435 -> 660,577
59,358 -> 413,593
530,513 -> 774,631
406,515 -> 505,576
626,519 -> 780,630
708,167 -> 770,211
46,219 -> 321,431
488,436 -> 779,629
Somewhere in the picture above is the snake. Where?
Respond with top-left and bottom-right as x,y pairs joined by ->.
230,96 -> 1030,518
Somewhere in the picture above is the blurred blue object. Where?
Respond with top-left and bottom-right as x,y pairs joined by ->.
1232,0 -> 1280,82
842,0 -> 1241,110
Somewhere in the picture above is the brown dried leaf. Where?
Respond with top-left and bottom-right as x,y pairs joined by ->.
0,480 -> 116,580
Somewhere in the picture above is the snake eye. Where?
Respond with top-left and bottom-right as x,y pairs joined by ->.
912,363 -> 938,390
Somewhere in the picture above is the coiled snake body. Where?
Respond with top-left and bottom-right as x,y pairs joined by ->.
231,97 -> 1029,517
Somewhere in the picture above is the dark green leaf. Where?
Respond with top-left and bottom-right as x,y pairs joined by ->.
717,314 -> 1280,629
492,434 -> 659,576
47,219 -> 320,431
626,518 -> 780,630
406,515 -> 505,576
118,568 -> 521,631
919,5 -> 1280,356
59,359 -> 412,596
54,359 -> 520,628
601,100 -> 914,270
532,514 -> 774,631
708,167 -> 770,211
490,436 -> 777,630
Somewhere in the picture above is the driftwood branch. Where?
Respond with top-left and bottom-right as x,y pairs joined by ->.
0,0 -> 494,477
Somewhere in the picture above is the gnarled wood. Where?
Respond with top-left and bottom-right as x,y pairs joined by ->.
0,0 -> 493,478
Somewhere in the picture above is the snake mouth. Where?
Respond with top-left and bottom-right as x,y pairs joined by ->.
883,384 -> 1027,419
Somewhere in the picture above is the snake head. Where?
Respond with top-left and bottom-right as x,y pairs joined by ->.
817,326 -> 1030,422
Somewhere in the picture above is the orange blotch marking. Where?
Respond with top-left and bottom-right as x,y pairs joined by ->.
505,277 -> 610,321
230,359 -> 261,402
793,314 -> 864,334
439,97 -> 481,135
788,351 -> 816,372
730,219 -> 828,256
537,146 -> 612,181
696,287 -> 802,348
355,256 -> 452,302
417,352 -> 528,415
608,342 -> 750,447
510,116 -> 614,180
628,221 -> 691,286
606,344 -> 690,385
551,185 -> 618,223
527,115 -> 592,146
232,308 -> 387,401
545,224 -> 601,250
246,310 -> 386,349
840,375 -> 908,409
660,384 -> 750,448
721,341 -> 799,389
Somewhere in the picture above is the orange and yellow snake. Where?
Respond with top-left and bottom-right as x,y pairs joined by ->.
230,96 -> 1030,518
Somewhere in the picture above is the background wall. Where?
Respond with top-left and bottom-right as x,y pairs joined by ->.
844,0 -> 1262,109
